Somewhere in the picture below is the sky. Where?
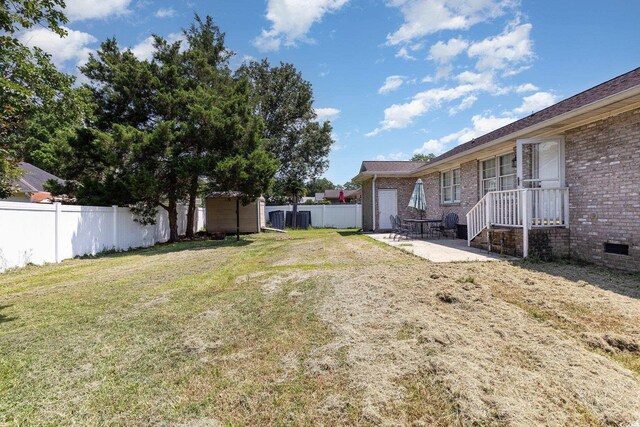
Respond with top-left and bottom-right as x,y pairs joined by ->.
18,0 -> 640,185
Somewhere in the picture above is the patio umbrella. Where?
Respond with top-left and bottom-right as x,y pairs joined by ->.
338,189 -> 345,203
408,178 -> 427,218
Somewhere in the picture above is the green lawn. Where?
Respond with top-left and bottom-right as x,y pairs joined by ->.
1,230 -> 639,426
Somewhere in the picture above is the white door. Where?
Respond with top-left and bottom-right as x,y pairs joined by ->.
378,189 -> 397,229
517,137 -> 565,224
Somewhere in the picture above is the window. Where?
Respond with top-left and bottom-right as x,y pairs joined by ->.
481,152 -> 516,195
441,168 -> 461,204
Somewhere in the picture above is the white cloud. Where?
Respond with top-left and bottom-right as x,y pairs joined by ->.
19,26 -> 96,68
367,73 -> 501,136
448,95 -> 477,115
155,7 -> 176,18
395,47 -> 416,60
378,75 -> 405,94
467,21 -> 534,72
456,114 -> 517,141
315,107 -> 341,122
130,33 -> 185,61
515,83 -> 539,93
414,139 -> 447,155
511,91 -> 557,115
130,37 -> 155,61
429,37 -> 468,64
253,0 -> 349,51
414,113 -> 517,155
376,152 -> 408,161
386,0 -> 514,45
64,0 -> 131,21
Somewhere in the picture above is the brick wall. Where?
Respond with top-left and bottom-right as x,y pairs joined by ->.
565,108 -> 640,271
361,160 -> 484,231
420,159 -> 479,225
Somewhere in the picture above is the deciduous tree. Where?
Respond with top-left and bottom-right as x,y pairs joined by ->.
237,60 -> 334,226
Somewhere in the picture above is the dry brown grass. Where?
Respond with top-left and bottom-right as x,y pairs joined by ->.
0,230 -> 639,426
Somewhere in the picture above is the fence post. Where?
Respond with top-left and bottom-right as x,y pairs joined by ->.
321,204 -> 326,228
112,205 -> 118,249
355,204 -> 358,228
54,202 -> 61,263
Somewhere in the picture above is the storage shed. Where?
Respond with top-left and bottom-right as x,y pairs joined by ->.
205,192 -> 265,235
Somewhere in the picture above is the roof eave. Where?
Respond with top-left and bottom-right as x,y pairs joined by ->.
411,84 -> 640,175
352,170 -> 417,182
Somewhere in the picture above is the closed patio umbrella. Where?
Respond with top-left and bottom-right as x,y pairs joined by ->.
408,178 -> 427,218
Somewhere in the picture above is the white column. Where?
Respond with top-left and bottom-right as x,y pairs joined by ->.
521,190 -> 529,258
485,192 -> 493,227
54,202 -> 62,263
563,189 -> 570,228
372,175 -> 377,231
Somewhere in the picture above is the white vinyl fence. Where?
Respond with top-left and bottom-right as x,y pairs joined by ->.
0,201 -> 205,272
265,204 -> 362,229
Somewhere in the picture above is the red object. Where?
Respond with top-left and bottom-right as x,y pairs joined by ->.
338,189 -> 345,203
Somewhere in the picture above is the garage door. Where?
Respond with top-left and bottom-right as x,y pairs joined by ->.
378,189 -> 397,230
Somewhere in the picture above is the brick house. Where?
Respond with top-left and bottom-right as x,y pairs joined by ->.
353,68 -> 640,272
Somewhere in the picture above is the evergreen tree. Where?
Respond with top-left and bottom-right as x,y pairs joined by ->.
0,0 -> 72,197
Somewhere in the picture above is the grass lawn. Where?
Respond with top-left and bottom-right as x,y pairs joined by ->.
1,229 -> 639,426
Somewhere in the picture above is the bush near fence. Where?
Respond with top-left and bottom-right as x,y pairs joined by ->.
0,202 -> 205,272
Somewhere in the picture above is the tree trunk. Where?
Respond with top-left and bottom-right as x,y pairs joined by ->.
168,198 -> 179,242
291,193 -> 298,229
185,175 -> 198,239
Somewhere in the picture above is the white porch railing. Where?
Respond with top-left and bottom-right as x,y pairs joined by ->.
466,188 -> 569,256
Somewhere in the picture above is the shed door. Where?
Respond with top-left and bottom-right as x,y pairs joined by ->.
378,189 -> 397,230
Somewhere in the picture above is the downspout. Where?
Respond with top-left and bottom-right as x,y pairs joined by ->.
372,175 -> 377,232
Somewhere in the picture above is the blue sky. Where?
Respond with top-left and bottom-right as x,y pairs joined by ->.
19,0 -> 640,185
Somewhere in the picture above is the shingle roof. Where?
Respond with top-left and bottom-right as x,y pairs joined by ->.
429,67 -> 640,165
14,162 -> 65,193
356,67 -> 640,179
360,161 -> 428,173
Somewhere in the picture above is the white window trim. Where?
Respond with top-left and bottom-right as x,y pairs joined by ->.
480,151 -> 516,195
440,167 -> 461,204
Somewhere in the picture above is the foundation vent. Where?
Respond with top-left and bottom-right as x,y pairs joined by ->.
604,243 -> 629,256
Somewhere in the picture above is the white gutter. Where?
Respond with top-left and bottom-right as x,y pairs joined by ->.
372,174 -> 377,231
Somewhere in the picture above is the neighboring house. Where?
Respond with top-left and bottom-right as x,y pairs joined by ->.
205,192 -> 266,234
354,67 -> 640,272
6,162 -> 65,203
314,189 -> 362,204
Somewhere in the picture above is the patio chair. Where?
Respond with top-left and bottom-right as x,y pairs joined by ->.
388,215 -> 401,240
395,215 -> 416,240
428,212 -> 445,238
435,212 -> 459,239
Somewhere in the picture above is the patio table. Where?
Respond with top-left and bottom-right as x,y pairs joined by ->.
404,218 -> 442,239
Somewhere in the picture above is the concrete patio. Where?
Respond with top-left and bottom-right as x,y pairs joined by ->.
368,233 -> 513,263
